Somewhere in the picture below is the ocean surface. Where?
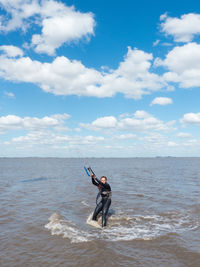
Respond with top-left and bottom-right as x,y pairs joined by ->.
0,157 -> 200,267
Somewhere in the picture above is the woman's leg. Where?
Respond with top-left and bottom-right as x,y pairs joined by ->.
92,201 -> 103,221
102,199 -> 111,227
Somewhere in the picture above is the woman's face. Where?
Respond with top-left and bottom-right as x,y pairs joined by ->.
100,177 -> 106,184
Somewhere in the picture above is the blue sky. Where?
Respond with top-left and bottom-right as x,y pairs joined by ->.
0,0 -> 200,157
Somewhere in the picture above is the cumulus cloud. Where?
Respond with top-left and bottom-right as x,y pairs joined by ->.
150,97 -> 172,106
0,0 -> 39,32
0,0 -> 95,55
0,46 -> 167,99
0,53 -> 102,96
104,47 -> 166,99
116,133 -> 137,140
0,112 -> 105,153
160,13 -> 200,42
155,42 -> 200,89
180,112 -> 200,126
167,141 -> 177,147
0,45 -> 23,57
0,113 -> 70,133
177,132 -> 193,138
31,1 -> 95,55
90,116 -> 117,128
184,139 -> 198,144
0,113 -> 197,157
0,112 -> 106,154
142,133 -> 166,144
80,110 -> 176,132
5,132 -> 104,146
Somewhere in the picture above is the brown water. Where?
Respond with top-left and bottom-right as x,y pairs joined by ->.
0,158 -> 200,267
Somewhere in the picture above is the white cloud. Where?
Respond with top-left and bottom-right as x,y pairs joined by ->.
5,131 -> 104,148
150,97 -> 172,106
180,112 -> 200,126
153,40 -> 160,47
0,113 -> 106,153
160,13 -> 200,42
185,139 -> 198,144
0,0 -> 95,55
4,91 -> 15,98
80,110 -> 176,132
0,45 -> 23,57
177,132 -> 193,138
155,42 -> 200,89
160,13 -> 168,21
31,2 -> 95,55
0,0 -> 40,32
0,54 -> 102,96
0,113 -> 70,133
0,46 -> 167,99
142,133 -> 166,145
1,114 -> 199,157
103,47 -> 166,99
167,141 -> 177,147
117,133 -> 137,140
91,116 -> 117,128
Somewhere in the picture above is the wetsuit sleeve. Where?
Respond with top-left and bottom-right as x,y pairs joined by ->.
94,178 -> 111,191
91,177 -> 99,187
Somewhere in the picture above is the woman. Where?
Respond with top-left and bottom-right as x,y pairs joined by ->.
91,174 -> 112,228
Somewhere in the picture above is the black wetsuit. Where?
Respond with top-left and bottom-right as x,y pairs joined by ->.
91,177 -> 111,227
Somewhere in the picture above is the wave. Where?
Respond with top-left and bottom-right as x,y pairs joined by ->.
45,213 -> 97,243
102,211 -> 198,241
45,210 -> 199,243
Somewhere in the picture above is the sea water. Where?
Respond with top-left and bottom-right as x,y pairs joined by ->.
0,158 -> 200,266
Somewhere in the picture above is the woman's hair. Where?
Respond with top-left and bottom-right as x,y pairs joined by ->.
100,176 -> 107,181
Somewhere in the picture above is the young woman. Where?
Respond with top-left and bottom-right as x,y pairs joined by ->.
91,174 -> 112,227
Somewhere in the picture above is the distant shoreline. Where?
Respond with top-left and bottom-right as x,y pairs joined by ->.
0,156 -> 199,159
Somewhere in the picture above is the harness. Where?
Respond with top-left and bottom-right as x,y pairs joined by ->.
96,188 -> 112,205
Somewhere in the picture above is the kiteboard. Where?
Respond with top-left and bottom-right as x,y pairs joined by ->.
86,213 -> 102,229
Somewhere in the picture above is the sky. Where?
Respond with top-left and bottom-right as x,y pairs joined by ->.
0,0 -> 200,157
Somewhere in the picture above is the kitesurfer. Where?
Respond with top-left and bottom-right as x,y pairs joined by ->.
91,174 -> 111,227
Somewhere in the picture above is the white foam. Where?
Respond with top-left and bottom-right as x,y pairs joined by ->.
81,201 -> 90,207
86,213 -> 102,229
101,212 -> 199,241
45,213 -> 91,243
45,211 -> 199,243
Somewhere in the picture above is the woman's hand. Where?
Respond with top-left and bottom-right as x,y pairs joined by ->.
91,174 -> 96,179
